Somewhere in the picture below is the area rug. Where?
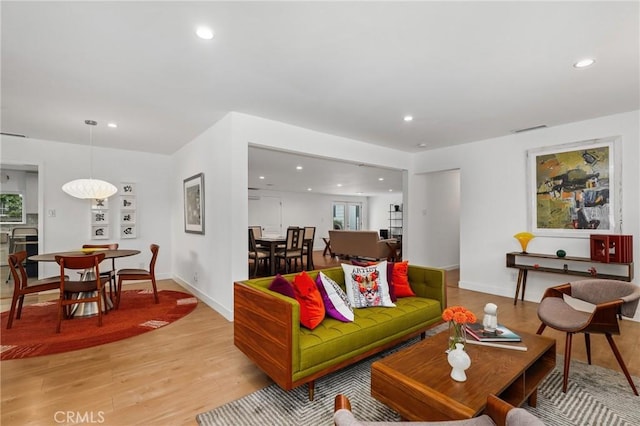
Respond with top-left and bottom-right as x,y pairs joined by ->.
1,289 -> 197,360
197,339 -> 640,426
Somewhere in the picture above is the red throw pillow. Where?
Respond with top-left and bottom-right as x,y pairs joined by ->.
292,271 -> 325,329
392,261 -> 415,297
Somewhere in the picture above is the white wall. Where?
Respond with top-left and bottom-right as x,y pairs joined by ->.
411,111 -> 640,320
0,135 -> 173,279
410,169 -> 460,270
171,114 -> 241,320
368,194 -> 403,235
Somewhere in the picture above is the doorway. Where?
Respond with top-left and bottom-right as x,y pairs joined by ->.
332,202 -> 362,230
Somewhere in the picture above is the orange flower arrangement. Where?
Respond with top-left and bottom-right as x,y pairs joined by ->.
442,306 -> 477,324
442,306 -> 476,351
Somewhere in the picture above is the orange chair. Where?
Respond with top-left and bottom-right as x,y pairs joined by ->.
55,253 -> 110,333
115,244 -> 159,308
6,251 -> 61,329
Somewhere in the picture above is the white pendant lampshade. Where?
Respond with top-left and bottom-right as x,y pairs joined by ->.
62,178 -> 118,199
62,120 -> 118,199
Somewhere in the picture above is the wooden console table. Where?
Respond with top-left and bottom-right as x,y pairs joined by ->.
506,252 -> 634,305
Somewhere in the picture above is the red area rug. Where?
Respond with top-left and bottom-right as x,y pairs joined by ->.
1,290 -> 198,360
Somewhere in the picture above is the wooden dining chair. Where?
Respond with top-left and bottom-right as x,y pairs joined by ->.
55,253 -> 110,333
115,244 -> 160,309
6,251 -> 61,329
82,243 -> 118,302
302,226 -> 316,270
248,228 -> 269,277
275,227 -> 304,273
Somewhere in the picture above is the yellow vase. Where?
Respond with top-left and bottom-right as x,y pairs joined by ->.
513,232 -> 535,253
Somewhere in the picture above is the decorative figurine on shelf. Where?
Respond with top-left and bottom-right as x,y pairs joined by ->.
513,232 -> 535,254
588,266 -> 598,277
482,303 -> 498,333
556,249 -> 567,258
533,263 -> 540,269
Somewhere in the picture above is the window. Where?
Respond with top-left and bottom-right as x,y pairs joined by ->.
0,192 -> 25,224
332,202 -> 362,230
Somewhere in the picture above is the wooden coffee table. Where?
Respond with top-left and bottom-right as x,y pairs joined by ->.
371,328 -> 555,421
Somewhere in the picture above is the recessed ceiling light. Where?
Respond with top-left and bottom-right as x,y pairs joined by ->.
259,176 -> 265,180
337,183 -> 343,187
296,165 -> 303,170
307,188 -> 312,191
107,122 -> 117,128
417,143 -> 427,148
196,26 -> 214,40
388,189 -> 393,192
378,177 -> 384,181
403,115 -> 413,122
573,58 -> 595,68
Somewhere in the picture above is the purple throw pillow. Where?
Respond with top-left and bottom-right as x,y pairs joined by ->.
315,272 -> 354,322
268,274 -> 295,299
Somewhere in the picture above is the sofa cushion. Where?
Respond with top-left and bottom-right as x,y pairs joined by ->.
316,272 -> 354,322
392,261 -> 416,298
342,262 -> 395,308
298,296 -> 442,371
292,271 -> 325,329
268,274 -> 295,298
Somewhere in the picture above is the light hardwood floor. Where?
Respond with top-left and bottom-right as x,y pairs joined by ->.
1,255 -> 638,425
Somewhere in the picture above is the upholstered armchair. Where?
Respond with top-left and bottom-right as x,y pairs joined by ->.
333,394 -> 544,426
536,279 -> 640,395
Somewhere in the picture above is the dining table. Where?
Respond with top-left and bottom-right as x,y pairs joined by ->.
28,248 -> 141,317
255,236 -> 313,275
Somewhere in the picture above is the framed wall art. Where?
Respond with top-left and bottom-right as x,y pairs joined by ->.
119,182 -> 137,239
184,172 -> 204,234
527,137 -> 621,237
90,198 -> 109,239
91,225 -> 109,240
120,224 -> 136,239
120,182 -> 136,196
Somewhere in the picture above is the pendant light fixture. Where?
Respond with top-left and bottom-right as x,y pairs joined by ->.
62,120 -> 118,199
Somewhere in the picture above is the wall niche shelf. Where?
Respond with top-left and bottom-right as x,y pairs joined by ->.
506,251 -> 634,305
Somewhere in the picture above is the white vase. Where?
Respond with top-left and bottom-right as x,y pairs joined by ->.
447,343 -> 471,382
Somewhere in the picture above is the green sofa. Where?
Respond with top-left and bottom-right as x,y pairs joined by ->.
234,265 -> 446,400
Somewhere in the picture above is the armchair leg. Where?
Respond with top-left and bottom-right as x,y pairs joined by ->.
605,333 -> 639,396
584,333 -> 591,365
562,332 -> 573,393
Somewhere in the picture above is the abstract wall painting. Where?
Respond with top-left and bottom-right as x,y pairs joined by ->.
184,173 -> 204,234
528,137 -> 620,237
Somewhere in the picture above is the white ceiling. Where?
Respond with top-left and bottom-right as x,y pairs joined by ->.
2,1 -> 638,195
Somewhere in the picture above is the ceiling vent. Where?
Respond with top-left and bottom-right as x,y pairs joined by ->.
1,132 -> 27,138
512,125 -> 548,134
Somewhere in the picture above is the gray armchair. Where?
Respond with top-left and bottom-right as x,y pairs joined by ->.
333,394 -> 544,426
536,279 -> 640,395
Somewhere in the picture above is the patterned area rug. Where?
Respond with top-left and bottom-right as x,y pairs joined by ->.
197,332 -> 640,426
1,290 -> 197,360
